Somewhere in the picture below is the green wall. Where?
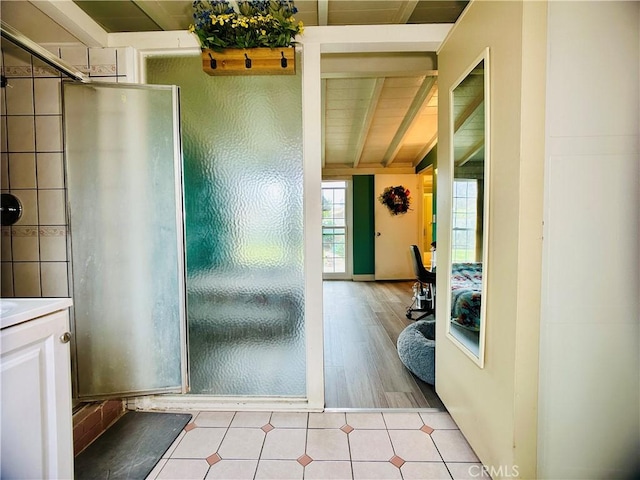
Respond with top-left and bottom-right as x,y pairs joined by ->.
352,175 -> 375,275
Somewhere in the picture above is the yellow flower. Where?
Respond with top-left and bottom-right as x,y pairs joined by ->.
188,24 -> 195,33
261,29 -> 266,35
298,21 -> 304,34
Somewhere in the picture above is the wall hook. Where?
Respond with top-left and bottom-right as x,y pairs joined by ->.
208,52 -> 217,70
244,53 -> 252,69
280,51 -> 288,69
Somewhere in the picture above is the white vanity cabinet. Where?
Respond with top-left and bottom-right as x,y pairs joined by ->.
1,299 -> 74,480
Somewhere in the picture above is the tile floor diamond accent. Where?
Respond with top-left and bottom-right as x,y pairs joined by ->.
143,410 -> 476,479
340,424 -> 354,434
421,424 -> 435,435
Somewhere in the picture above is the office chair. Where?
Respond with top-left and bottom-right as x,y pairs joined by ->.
406,245 -> 436,320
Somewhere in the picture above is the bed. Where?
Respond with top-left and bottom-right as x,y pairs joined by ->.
450,262 -> 483,331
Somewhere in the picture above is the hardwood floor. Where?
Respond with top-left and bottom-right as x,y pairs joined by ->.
323,280 -> 445,410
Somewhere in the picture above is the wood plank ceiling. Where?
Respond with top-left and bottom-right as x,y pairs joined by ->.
26,0 -> 468,175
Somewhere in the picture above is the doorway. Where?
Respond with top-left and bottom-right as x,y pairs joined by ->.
421,166 -> 436,269
323,280 -> 444,409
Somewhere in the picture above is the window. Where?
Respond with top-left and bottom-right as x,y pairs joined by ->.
452,179 -> 478,262
322,181 -> 347,274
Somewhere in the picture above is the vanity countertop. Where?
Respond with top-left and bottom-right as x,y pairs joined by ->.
1,298 -> 73,330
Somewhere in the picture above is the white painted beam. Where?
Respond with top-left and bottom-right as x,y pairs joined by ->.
299,24 -> 452,53
317,0 -> 328,26
455,138 -> 484,167
393,1 -> 419,24
454,94 -> 483,132
383,76 -> 436,167
30,0 -> 108,47
301,41 -> 325,410
321,52 -> 436,78
353,78 -> 385,168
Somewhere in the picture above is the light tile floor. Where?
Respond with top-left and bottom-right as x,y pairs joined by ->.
146,411 -> 486,480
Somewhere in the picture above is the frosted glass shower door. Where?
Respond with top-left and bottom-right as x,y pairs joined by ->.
64,83 -> 187,398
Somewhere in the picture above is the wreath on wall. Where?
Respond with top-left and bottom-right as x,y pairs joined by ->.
379,185 -> 411,215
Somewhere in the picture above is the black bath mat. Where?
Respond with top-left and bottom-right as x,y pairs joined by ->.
74,411 -> 192,480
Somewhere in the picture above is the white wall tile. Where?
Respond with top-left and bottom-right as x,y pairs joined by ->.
5,78 -> 34,115
35,115 -> 62,151
89,48 -> 117,76
0,117 -> 7,153
1,262 -> 13,296
9,153 -> 36,188
36,153 -> 64,188
11,189 -> 38,225
39,227 -> 67,261
1,227 -> 11,261
13,262 -> 41,297
43,46 -> 60,57
116,47 -> 134,78
7,116 -> 35,152
2,46 -> 31,76
11,226 -> 39,261
60,47 -> 88,71
32,58 -> 60,78
38,189 -> 66,225
91,77 -> 119,84
41,262 -> 68,297
34,78 -> 62,115
1,153 -> 8,189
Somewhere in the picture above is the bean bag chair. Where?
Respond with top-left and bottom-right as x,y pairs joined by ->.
397,320 -> 436,385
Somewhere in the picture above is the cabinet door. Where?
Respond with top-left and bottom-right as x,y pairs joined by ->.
1,311 -> 73,479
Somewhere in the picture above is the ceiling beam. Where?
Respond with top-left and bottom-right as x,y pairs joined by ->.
454,93 -> 483,133
132,1 -> 184,31
455,138 -> 484,167
413,132 -> 438,166
321,52 -> 436,78
317,0 -> 329,26
382,76 -> 436,167
29,0 -> 108,47
393,1 -> 419,24
323,166 -> 417,177
352,78 -> 385,169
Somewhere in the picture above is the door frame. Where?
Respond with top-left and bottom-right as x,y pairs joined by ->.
64,82 -> 188,400
322,179 -> 352,280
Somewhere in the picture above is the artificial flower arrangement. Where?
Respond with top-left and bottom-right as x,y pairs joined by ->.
190,0 -> 304,51
379,186 -> 411,215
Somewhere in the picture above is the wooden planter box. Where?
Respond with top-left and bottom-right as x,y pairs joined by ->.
202,47 -> 296,76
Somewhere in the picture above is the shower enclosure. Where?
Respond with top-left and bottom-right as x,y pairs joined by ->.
64,53 -> 306,401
